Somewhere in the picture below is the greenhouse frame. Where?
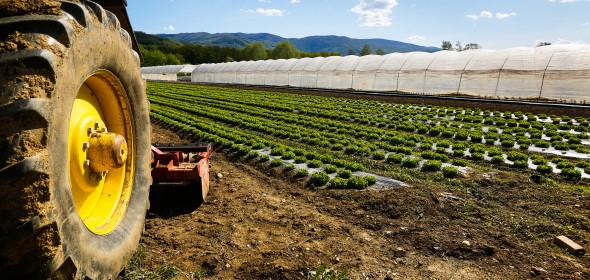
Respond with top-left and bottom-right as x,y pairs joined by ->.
142,65 -> 197,81
191,44 -> 590,102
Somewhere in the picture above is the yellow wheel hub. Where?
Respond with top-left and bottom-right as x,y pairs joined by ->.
68,70 -> 135,235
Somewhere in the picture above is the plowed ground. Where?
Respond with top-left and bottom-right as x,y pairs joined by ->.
137,123 -> 589,279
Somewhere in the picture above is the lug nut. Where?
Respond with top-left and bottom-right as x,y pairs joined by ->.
84,159 -> 90,167
101,127 -> 107,133
87,127 -> 93,135
82,142 -> 90,151
92,172 -> 102,180
94,122 -> 100,129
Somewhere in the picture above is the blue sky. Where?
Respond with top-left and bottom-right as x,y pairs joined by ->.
127,0 -> 590,50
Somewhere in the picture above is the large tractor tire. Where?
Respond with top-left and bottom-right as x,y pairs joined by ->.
0,1 -> 151,278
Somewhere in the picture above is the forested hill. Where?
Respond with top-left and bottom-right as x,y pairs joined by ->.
135,31 -> 183,48
155,32 -> 440,54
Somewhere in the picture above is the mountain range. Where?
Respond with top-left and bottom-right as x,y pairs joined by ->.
147,32 -> 440,54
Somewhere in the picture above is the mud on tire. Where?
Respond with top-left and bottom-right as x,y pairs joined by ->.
0,1 -> 150,278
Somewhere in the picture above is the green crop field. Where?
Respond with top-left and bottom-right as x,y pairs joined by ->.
147,82 -> 590,188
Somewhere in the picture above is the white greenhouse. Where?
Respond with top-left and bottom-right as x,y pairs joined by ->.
191,44 -> 590,102
142,65 -> 197,81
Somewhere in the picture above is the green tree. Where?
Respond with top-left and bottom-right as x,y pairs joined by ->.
140,45 -> 166,66
375,48 -> 385,55
241,42 -> 268,61
166,53 -> 183,65
441,40 -> 453,50
272,40 -> 301,59
140,45 -> 182,66
463,43 -> 481,50
301,51 -> 340,58
360,44 -> 372,56
455,41 -> 463,52
348,49 -> 356,55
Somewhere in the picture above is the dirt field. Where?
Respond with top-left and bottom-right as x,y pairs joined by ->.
136,124 -> 589,279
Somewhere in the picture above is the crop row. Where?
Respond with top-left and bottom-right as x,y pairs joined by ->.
147,82 -> 590,183
153,84 -> 590,155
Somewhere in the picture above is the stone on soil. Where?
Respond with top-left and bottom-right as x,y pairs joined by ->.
394,247 -> 406,258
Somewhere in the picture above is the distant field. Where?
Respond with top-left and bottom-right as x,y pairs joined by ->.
147,82 -> 590,185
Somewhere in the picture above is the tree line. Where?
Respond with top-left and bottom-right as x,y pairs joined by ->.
441,41 -> 481,51
441,40 -> 554,51
352,44 -> 385,56
140,41 -> 341,67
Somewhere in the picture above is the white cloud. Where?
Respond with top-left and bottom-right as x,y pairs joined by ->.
290,0 -> 301,3
163,25 -> 175,31
583,22 -> 590,26
467,10 -> 516,20
496,12 -> 516,19
351,0 -> 399,27
408,35 -> 426,42
479,11 -> 493,18
467,10 -> 492,20
259,0 -> 272,3
549,0 -> 580,3
246,8 -> 286,16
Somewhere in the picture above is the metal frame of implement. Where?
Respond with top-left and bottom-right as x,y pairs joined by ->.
151,143 -> 211,200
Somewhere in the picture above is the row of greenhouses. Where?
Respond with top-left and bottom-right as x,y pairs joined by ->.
190,44 -> 590,102
141,65 -> 197,81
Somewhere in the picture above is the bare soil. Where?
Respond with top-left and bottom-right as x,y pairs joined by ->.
142,123 -> 589,279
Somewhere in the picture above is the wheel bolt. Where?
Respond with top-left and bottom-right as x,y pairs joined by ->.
94,122 -> 100,129
87,127 -> 93,135
84,159 -> 90,167
82,142 -> 90,151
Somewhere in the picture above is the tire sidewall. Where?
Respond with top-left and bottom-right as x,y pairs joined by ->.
48,17 -> 150,277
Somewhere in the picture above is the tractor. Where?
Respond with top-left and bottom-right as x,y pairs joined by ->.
0,1 -> 210,278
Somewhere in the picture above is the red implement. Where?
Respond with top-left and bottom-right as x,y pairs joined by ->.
151,143 -> 211,201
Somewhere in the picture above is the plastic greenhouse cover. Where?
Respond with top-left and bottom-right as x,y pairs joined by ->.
178,65 -> 197,73
354,55 -> 386,72
191,44 -> 590,101
141,65 -> 185,74
268,58 -> 300,86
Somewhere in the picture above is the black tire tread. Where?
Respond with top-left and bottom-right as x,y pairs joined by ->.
0,154 -> 47,182
0,97 -> 48,119
83,0 -> 106,24
120,27 -> 132,49
0,15 -> 73,47
0,48 -> 57,75
104,10 -> 120,30
57,0 -> 89,27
